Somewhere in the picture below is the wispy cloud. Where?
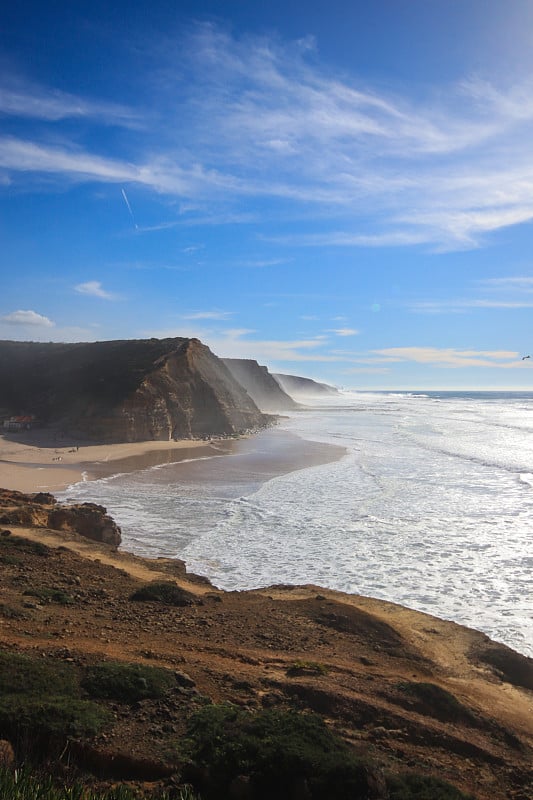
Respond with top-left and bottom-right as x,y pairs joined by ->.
3,24 -> 533,249
409,274 -> 533,313
478,276 -> 533,289
182,310 -> 234,320
372,347 -> 523,368
328,328 -> 359,337
74,281 -> 117,300
0,80 -> 139,126
410,299 -> 533,313
0,309 -> 54,326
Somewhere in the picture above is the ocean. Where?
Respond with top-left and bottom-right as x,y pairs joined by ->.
60,391 -> 533,658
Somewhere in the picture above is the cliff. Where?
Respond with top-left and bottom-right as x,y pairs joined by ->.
0,338 -> 271,442
0,492 -> 531,800
274,373 -> 339,398
222,358 -> 299,413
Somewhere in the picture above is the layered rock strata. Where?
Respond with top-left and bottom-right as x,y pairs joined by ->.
0,338 -> 271,442
273,373 -> 339,398
222,358 -> 299,412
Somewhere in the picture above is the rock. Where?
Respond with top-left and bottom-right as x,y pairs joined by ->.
0,338 -> 272,442
0,740 -> 15,769
48,502 -> 122,547
31,492 -> 57,505
174,670 -> 196,688
223,358 -> 299,412
272,373 -> 339,398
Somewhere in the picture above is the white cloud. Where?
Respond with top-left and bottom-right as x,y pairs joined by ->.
478,276 -> 533,289
74,281 -> 116,300
411,299 -> 533,313
0,81 -> 139,126
4,25 -> 533,249
182,310 -> 234,320
372,347 -> 522,368
0,310 -> 54,327
328,328 -> 359,336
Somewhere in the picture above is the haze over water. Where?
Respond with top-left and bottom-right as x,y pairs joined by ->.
62,391 -> 533,658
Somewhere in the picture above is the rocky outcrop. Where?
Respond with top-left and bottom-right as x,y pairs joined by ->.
0,488 -> 121,546
0,338 -> 271,442
273,373 -> 339,398
222,359 -> 299,413
48,503 -> 121,547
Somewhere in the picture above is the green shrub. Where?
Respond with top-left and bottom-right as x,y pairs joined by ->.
129,581 -> 195,606
82,662 -> 176,704
0,650 -> 109,755
388,772 -> 475,799
0,651 -> 78,697
184,705 -> 370,799
0,553 -> 21,566
0,695 -> 109,741
23,587 -> 74,605
0,537 -> 51,557
0,604 -> 26,619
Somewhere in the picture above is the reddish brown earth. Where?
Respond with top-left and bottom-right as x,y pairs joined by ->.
0,489 -> 531,799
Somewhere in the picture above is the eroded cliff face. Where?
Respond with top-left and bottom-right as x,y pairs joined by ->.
0,488 -> 121,546
222,358 -> 299,413
0,338 -> 271,442
273,373 -> 339,399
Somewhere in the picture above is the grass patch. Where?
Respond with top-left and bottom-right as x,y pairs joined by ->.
82,662 -> 176,704
129,581 -> 195,606
0,767 -> 200,799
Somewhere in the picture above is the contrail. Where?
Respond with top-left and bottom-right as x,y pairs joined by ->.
121,188 -> 138,230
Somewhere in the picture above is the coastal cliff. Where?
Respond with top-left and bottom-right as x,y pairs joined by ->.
222,358 -> 299,412
0,338 -> 271,442
0,491 -> 531,800
273,373 -> 339,398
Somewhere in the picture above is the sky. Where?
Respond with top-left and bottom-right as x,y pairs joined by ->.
2,0 -> 533,389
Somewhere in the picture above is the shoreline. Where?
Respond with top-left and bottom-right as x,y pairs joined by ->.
0,427 -> 347,495
0,432 -> 236,494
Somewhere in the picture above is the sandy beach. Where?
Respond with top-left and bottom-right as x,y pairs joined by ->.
0,428 -> 347,495
0,431 -> 229,493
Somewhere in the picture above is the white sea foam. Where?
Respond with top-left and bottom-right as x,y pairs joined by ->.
60,391 -> 533,657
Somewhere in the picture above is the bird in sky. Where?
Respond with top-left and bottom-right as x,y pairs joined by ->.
521,355 -> 531,360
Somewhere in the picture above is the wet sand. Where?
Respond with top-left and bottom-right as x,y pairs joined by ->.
0,429 -> 347,494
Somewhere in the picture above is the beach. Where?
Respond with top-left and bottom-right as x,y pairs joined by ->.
0,428 -> 347,495
0,432 -> 232,493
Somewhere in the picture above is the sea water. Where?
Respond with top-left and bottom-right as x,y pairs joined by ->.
60,391 -> 533,657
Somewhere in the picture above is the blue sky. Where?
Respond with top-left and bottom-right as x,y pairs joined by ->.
2,0 -> 533,389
